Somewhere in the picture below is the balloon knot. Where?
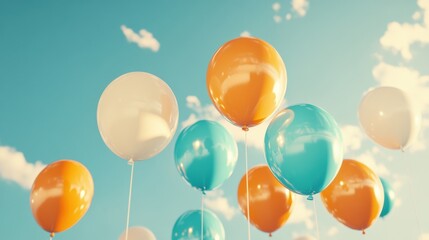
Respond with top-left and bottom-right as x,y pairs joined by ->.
202,190 -> 206,195
242,126 -> 249,132
128,159 -> 134,165
307,195 -> 314,201
50,232 -> 55,238
362,230 -> 366,235
269,233 -> 272,237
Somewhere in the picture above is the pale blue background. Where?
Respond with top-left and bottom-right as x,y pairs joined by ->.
1,0 -> 428,239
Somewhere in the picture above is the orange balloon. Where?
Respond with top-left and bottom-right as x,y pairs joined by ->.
30,160 -> 94,235
207,37 -> 287,130
320,159 -> 384,233
237,165 -> 294,235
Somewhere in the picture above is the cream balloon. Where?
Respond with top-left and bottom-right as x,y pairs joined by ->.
358,86 -> 421,150
119,226 -> 156,240
97,72 -> 179,161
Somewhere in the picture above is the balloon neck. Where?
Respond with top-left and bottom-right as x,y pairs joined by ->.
269,233 -> 272,237
362,230 -> 366,235
400,147 -> 405,153
242,126 -> 249,132
202,190 -> 206,195
49,232 -> 55,238
307,195 -> 314,201
128,159 -> 134,165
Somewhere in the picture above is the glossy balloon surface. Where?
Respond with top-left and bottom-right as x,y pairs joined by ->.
207,37 -> 287,128
30,160 -> 94,234
237,165 -> 294,234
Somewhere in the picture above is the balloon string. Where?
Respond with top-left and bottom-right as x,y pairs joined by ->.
313,198 -> 320,240
402,149 -> 422,237
201,193 -> 204,240
125,159 -> 135,240
244,129 -> 251,240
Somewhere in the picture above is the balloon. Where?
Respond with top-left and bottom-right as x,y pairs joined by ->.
237,165 -> 294,235
172,210 -> 225,240
380,178 -> 395,218
119,226 -> 156,240
264,104 -> 343,197
321,159 -> 384,232
97,72 -> 179,161
174,120 -> 238,192
206,37 -> 287,130
358,86 -> 421,150
30,160 -> 94,235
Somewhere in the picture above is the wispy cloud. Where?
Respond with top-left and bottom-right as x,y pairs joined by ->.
120,25 -> 160,52
379,0 -> 429,60
204,189 -> 237,220
292,234 -> 316,240
341,125 -> 364,154
327,226 -> 339,237
288,196 -> 314,229
240,31 -> 251,37
291,0 -> 309,17
271,0 -> 310,23
420,233 -> 429,240
0,146 -> 46,190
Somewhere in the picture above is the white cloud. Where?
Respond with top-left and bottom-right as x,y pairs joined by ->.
274,15 -> 283,23
204,189 -> 237,220
0,146 -> 46,190
292,234 -> 316,240
291,0 -> 309,17
379,0 -> 429,60
327,226 -> 339,237
273,2 -> 281,11
413,11 -> 422,20
286,14 -> 292,21
288,195 -> 314,229
120,25 -> 160,52
341,125 -> 364,154
420,233 -> 429,240
353,148 -> 390,177
240,31 -> 251,37
182,96 -> 275,151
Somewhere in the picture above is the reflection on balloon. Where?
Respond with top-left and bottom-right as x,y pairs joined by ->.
172,210 -> 225,240
207,37 -> 287,129
358,86 -> 421,150
321,159 -> 384,233
237,165 -> 294,235
97,72 -> 179,161
119,226 -> 156,240
174,120 -> 238,192
30,160 -> 94,236
380,178 -> 395,218
265,104 -> 343,197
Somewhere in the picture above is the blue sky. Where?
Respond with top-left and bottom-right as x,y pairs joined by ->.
1,0 -> 429,239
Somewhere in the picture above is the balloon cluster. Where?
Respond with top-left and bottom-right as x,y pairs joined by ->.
28,36 -> 420,239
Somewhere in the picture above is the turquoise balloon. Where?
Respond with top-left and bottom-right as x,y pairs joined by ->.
264,104 -> 343,197
172,210 -> 225,240
380,178 -> 395,217
174,120 -> 238,192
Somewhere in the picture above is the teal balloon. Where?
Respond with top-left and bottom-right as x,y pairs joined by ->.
172,210 -> 225,240
380,178 -> 395,217
264,104 -> 343,197
174,120 -> 238,192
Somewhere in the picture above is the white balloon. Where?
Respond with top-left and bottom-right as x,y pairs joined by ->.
119,226 -> 156,240
97,72 -> 179,161
358,86 -> 421,150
